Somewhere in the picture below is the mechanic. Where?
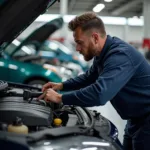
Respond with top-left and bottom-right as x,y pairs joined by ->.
38,12 -> 150,150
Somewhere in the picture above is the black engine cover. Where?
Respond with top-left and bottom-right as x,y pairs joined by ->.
0,97 -> 52,126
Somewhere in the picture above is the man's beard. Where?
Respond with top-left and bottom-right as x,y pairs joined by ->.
83,54 -> 93,61
83,47 -> 95,61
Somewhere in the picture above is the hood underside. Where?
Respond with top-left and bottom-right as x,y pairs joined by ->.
0,0 -> 58,49
16,17 -> 64,50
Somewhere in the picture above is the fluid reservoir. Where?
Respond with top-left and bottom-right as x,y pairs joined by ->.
8,117 -> 28,134
54,118 -> 62,127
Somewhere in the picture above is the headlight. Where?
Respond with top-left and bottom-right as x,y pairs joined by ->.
59,66 -> 73,81
43,64 -> 73,80
43,64 -> 62,79
43,64 -> 58,73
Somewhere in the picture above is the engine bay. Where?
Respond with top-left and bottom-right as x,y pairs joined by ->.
0,80 -> 122,150
0,81 -> 88,133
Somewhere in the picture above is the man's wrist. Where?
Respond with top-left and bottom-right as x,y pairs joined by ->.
57,93 -> 62,103
59,83 -> 63,90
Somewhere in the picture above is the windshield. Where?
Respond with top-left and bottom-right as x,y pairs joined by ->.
45,40 -> 73,55
5,39 -> 36,56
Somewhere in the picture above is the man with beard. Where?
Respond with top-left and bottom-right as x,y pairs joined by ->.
39,12 -> 150,150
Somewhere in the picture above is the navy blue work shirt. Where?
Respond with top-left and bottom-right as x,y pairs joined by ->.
62,35 -> 150,120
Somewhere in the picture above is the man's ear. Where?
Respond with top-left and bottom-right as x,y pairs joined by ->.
92,33 -> 99,44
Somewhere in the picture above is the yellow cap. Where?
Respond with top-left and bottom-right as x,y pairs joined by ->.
54,118 -> 62,126
8,124 -> 28,134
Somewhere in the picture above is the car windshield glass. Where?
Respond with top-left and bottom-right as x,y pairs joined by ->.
14,45 -> 36,56
56,41 -> 73,55
5,39 -> 36,56
41,41 -> 58,52
4,40 -> 19,55
45,41 -> 73,55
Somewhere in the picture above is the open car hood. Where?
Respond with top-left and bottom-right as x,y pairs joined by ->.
13,17 -> 64,52
20,17 -> 64,46
0,0 -> 58,49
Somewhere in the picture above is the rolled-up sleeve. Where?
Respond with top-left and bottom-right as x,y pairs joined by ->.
62,51 -> 135,107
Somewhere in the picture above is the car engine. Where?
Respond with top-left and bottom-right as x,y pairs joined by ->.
0,80 -> 89,133
0,80 -> 123,150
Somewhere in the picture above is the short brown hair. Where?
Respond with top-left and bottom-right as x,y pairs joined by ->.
68,12 -> 106,36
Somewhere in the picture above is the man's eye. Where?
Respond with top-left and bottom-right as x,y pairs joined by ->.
78,42 -> 82,45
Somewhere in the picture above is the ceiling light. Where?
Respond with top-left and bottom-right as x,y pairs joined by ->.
93,4 -> 105,13
34,14 -> 143,26
133,16 -> 138,19
127,17 -> 144,26
104,0 -> 113,2
101,16 -> 127,25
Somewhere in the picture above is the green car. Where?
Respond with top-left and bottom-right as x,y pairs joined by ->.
0,39 -> 63,87
18,17 -> 89,72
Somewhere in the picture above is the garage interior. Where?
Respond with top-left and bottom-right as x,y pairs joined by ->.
0,0 -> 150,147
17,0 -> 149,142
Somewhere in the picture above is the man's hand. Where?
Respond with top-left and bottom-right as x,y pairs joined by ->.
42,82 -> 63,92
38,88 -> 62,104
